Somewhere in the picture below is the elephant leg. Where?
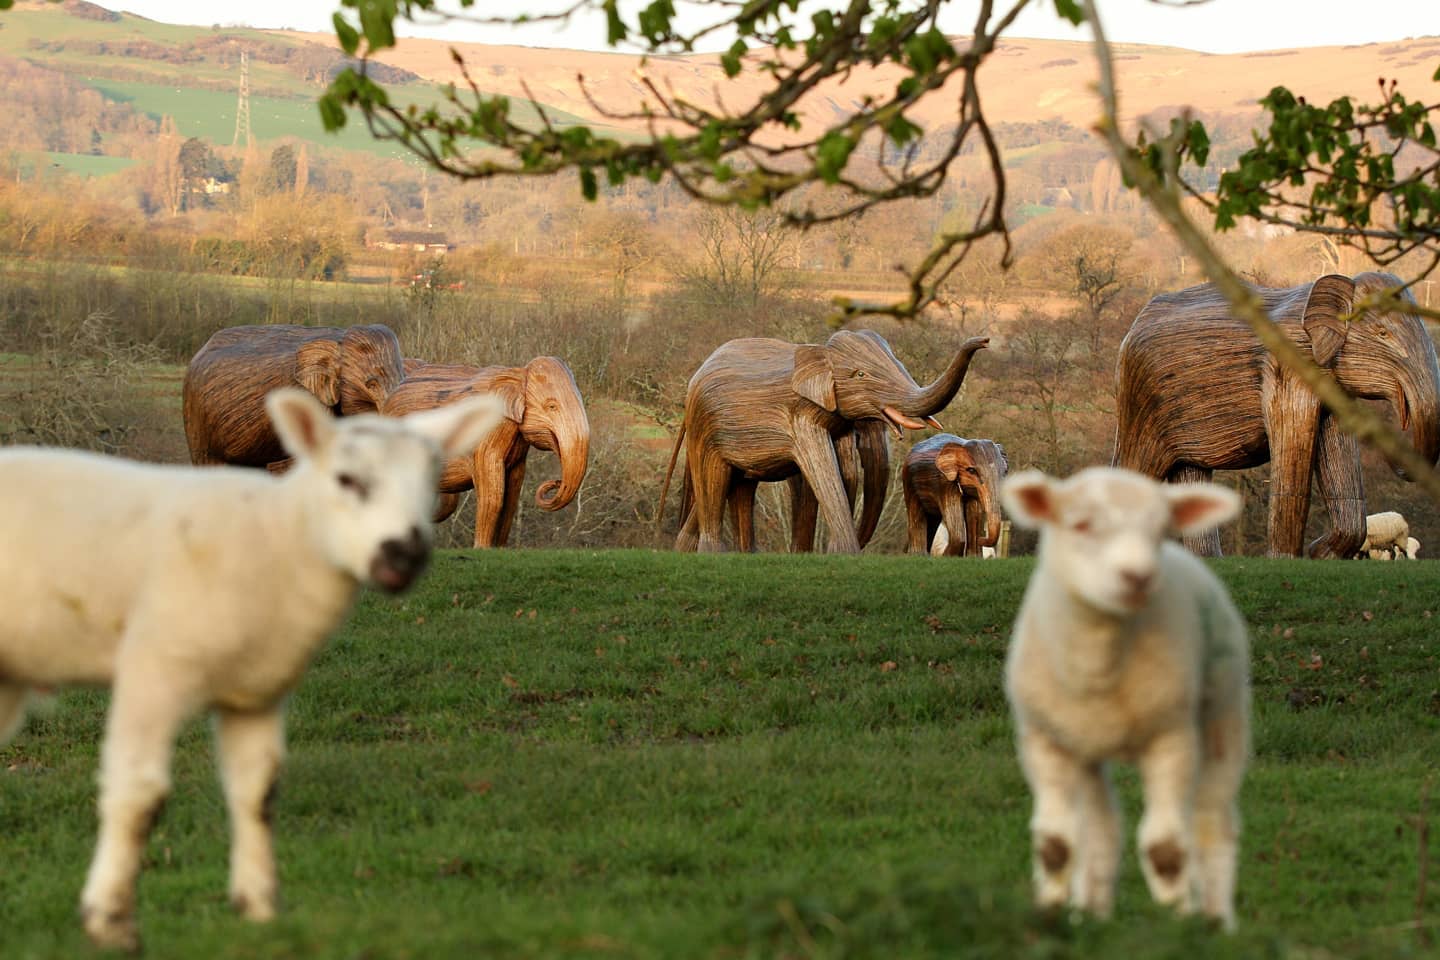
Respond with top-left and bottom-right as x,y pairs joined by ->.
794,423 -> 860,554
1169,465 -> 1222,557
1308,418 -> 1365,558
1265,393 -> 1322,558
903,484 -> 929,555
492,460 -> 528,547
940,493 -> 968,557
789,475 -> 819,553
730,478 -> 759,553
692,452 -> 732,554
963,496 -> 983,558
675,505 -> 700,552
471,449 -> 509,548
674,466 -> 700,552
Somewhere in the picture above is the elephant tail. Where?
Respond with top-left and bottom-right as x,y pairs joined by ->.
656,419 -> 687,529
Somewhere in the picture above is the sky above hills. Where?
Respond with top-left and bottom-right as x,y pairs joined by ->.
113,0 -> 1440,54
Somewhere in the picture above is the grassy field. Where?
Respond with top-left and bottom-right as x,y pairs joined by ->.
2,551 -> 1438,959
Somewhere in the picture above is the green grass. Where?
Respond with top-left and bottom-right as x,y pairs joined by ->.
18,151 -> 137,178
87,79 -> 430,163
3,552 -> 1438,958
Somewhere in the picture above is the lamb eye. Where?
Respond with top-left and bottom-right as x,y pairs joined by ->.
337,473 -> 370,500
1071,520 -> 1092,534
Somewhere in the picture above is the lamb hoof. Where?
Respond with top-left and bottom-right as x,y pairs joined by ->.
230,891 -> 277,922
82,906 -> 140,953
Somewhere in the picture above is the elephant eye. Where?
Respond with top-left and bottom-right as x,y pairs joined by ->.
1071,519 -> 1092,534
545,400 -> 560,412
854,370 -> 867,379
337,472 -> 371,501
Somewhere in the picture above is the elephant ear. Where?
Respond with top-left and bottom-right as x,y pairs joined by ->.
295,339 -> 342,408
1302,274 -> 1356,368
936,445 -> 968,483
792,345 -> 837,412
499,387 -> 526,425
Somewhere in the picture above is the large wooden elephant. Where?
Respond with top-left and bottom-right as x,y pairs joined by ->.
902,434 -> 1007,556
659,330 -> 989,553
183,324 -> 404,467
381,357 -> 590,547
1113,272 -> 1440,558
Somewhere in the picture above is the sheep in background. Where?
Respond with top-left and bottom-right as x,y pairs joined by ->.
1002,467 -> 1251,930
1359,510 -> 1409,560
927,525 -> 999,557
0,388 -> 502,951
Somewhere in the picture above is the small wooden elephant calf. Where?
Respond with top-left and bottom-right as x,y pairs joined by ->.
903,434 -> 1007,556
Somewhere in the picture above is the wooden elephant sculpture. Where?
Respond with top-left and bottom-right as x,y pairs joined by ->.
659,330 -> 989,553
902,434 -> 1007,556
1114,272 -> 1440,558
183,324 -> 405,467
381,357 -> 590,547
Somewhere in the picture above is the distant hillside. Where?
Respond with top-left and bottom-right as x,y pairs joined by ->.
0,1 -> 595,165
347,26 -> 1440,143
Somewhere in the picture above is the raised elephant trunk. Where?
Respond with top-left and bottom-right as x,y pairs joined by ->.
907,337 -> 989,418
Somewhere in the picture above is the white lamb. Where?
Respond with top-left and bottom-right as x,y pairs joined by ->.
1001,466 -> 1251,930
1360,510 -> 1409,560
0,387 -> 502,951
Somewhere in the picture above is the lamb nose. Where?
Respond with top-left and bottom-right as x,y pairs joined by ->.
382,527 -> 428,572
1121,570 -> 1153,591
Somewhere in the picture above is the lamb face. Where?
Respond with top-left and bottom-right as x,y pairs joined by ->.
268,389 -> 503,593
1003,466 -> 1240,616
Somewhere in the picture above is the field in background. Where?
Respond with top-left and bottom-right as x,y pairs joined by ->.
2,552 -> 1436,958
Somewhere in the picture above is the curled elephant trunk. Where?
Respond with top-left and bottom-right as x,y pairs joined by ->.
533,428 -> 589,511
907,337 -> 989,418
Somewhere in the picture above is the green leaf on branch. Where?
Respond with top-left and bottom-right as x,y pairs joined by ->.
603,0 -> 627,45
1053,0 -> 1085,26
580,167 -> 598,201
333,13 -> 361,56
356,0 -> 398,51
721,39 -> 747,78
816,131 -> 855,184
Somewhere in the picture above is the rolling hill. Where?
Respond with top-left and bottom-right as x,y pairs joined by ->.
2,0 -> 1436,172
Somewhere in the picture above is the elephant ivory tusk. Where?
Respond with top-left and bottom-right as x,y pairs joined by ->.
925,416 -> 943,431
883,406 -> 927,433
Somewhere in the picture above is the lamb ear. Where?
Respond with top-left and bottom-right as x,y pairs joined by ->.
1001,469 -> 1056,528
267,387 -> 337,460
404,394 -> 507,459
1166,483 -> 1241,535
